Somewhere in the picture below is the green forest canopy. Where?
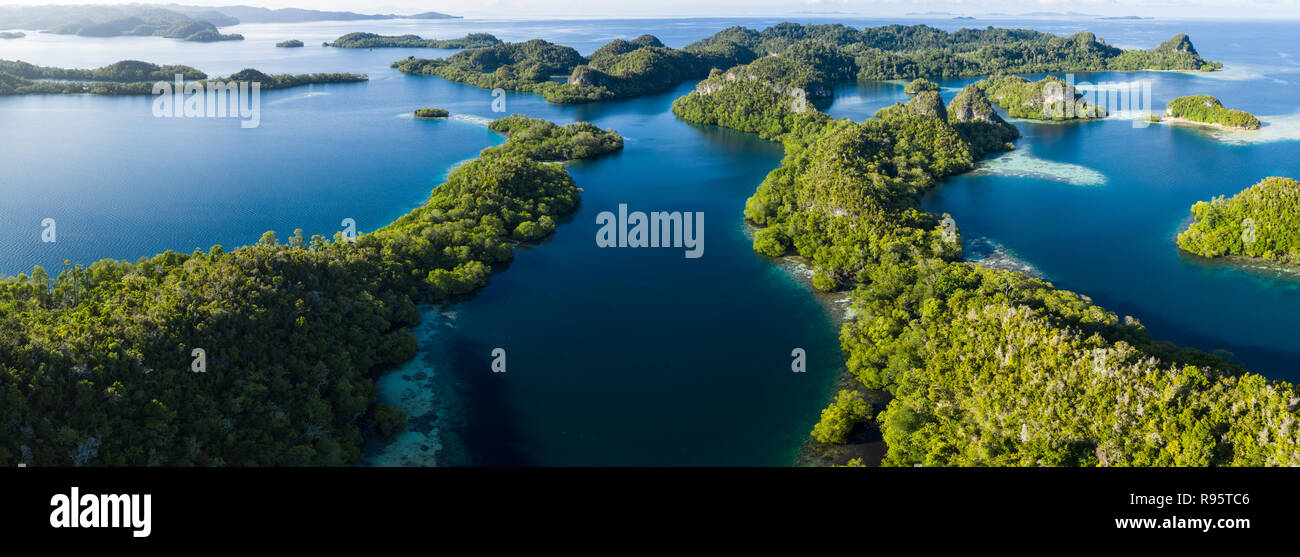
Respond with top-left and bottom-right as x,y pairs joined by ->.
672,42 -> 1299,466
392,34 -> 754,104
979,75 -> 1109,120
1165,95 -> 1262,129
1177,177 -> 1300,264
393,23 -> 1220,108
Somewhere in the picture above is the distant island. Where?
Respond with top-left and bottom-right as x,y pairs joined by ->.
41,12 -> 243,42
413,107 -> 449,118
1,59 -> 206,81
276,39 -> 304,48
168,6 -> 459,23
1100,16 -> 1153,20
328,32 -> 501,49
393,34 -> 748,104
1177,177 -> 1300,264
1159,95 -> 1261,130
393,24 -> 1223,107
0,61 -> 366,95
0,31 -> 23,39
0,5 -> 461,43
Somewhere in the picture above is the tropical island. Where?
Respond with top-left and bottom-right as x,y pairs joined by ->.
980,75 -> 1108,120
0,4 -> 460,30
327,32 -> 501,49
276,39 -> 304,48
392,34 -> 747,104
1158,94 -> 1262,130
903,77 -> 939,94
393,23 -> 1221,107
413,107 -> 449,118
0,61 -> 367,95
1,59 -> 207,81
1176,177 -> 1300,264
0,115 -> 622,465
669,32 -> 1299,466
486,115 -> 625,162
48,14 -> 243,42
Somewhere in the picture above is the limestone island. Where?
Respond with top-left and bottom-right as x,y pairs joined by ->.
327,32 -> 501,49
1154,95 -> 1261,130
904,78 -> 939,95
392,24 -> 1220,108
978,75 -> 1108,121
1177,176 -> 1300,264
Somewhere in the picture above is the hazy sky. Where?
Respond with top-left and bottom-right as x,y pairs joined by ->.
1,0 -> 1297,19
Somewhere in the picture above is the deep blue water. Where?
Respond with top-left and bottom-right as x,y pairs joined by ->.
2,16 -> 1298,464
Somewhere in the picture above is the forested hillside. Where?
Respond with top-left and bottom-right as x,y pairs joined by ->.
672,46 -> 1300,466
1177,177 -> 1300,264
0,117 -> 622,466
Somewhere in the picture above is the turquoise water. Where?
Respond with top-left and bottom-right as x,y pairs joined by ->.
2,17 -> 1298,465
914,76 -> 1300,382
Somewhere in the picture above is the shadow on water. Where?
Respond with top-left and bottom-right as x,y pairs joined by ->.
442,331 -> 538,466
1075,289 -> 1300,382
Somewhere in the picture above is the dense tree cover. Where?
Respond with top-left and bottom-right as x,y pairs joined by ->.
48,14 -> 243,42
0,59 -> 207,82
853,262 -> 1298,466
392,34 -> 752,105
946,83 -> 1021,157
741,94 -> 975,290
683,23 -> 1221,81
671,63 -> 831,142
0,65 -> 366,96
811,389 -> 872,444
328,32 -> 501,49
979,75 -> 1107,120
392,24 -> 1218,107
1164,95 -> 1262,130
414,107 -> 449,118
0,116 -> 622,466
904,78 -> 939,95
276,40 -> 304,48
485,115 -> 624,161
676,57 -> 1299,466
1110,33 -> 1222,72
218,69 -> 368,90
391,39 -> 597,102
568,34 -> 740,99
1177,177 -> 1300,264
